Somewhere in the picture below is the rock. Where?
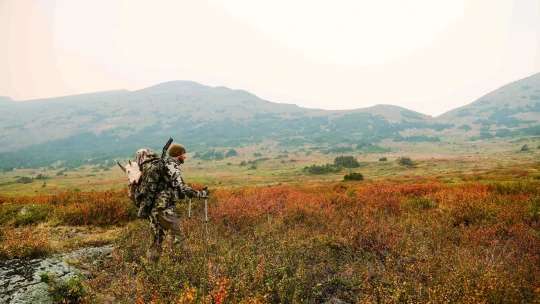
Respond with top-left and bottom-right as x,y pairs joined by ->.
0,245 -> 114,303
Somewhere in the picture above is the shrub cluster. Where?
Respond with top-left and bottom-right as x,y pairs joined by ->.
303,164 -> 342,174
334,156 -> 360,168
194,149 -> 225,161
343,172 -> 364,181
303,156 -> 364,175
194,149 -> 238,161
0,227 -> 51,259
41,273 -> 88,303
2,181 -> 540,302
0,188 -> 136,259
225,149 -> 238,157
83,181 -> 540,303
397,156 -> 415,166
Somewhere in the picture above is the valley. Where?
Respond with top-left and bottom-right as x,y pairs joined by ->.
1,137 -> 538,196
1,73 -> 540,302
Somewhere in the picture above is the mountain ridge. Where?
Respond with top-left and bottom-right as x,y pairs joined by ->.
440,72 -> 540,120
1,73 -> 539,170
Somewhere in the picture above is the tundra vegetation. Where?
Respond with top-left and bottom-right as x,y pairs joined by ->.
0,140 -> 540,303
343,172 -> 364,181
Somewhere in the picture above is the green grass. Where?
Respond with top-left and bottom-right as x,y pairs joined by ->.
1,139 -> 538,195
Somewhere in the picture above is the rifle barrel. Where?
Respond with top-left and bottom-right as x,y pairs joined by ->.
162,137 -> 173,158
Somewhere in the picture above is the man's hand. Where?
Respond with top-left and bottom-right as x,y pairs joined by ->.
198,186 -> 210,199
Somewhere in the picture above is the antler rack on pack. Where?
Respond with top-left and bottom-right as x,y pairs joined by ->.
117,138 -> 173,209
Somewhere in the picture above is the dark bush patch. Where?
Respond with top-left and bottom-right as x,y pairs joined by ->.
343,172 -> 364,181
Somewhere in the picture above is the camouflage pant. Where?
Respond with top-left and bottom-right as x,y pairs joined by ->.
146,207 -> 183,263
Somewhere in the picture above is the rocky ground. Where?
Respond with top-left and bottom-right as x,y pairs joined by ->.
0,246 -> 114,304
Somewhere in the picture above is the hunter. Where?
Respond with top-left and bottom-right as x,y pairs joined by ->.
136,144 -> 209,263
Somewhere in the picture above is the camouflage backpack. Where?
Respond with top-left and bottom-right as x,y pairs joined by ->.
127,148 -> 169,208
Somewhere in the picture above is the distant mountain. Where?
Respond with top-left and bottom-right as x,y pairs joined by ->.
1,76 -> 539,170
438,72 -> 540,129
0,81 -> 313,152
0,80 -> 434,152
354,104 -> 437,123
0,96 -> 13,105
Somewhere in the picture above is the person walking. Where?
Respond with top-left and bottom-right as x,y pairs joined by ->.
135,144 -> 209,263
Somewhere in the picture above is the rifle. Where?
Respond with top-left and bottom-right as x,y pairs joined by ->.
162,137 -> 173,158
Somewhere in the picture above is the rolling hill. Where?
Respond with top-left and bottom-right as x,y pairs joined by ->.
438,72 -> 540,129
1,73 -> 540,171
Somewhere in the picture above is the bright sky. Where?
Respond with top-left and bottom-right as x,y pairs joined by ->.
1,0 -> 540,116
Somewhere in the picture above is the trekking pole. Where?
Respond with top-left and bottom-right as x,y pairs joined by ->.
187,198 -> 192,236
204,198 -> 208,223
204,198 -> 208,240
188,198 -> 192,219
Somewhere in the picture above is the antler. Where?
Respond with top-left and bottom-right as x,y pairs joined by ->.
117,159 -> 127,173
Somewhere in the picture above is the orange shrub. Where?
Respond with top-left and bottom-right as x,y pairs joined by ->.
54,189 -> 132,226
0,227 -> 51,259
3,181 -> 540,302
1,188 -> 135,227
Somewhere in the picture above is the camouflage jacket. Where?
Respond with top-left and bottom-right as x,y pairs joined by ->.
135,149 -> 199,210
164,157 -> 199,200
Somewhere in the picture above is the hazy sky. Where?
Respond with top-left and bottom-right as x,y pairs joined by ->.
1,0 -> 540,116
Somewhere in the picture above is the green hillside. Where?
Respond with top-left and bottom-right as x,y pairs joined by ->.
437,72 -> 540,137
1,74 -> 540,171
